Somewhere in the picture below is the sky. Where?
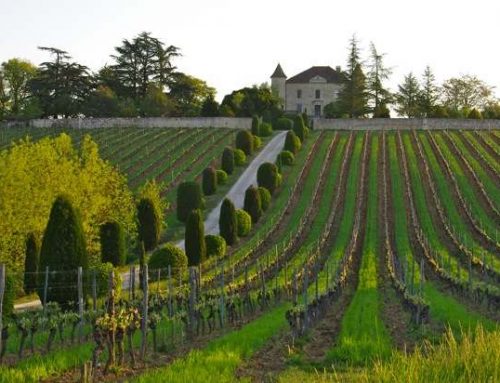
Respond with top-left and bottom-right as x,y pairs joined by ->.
1,0 -> 499,101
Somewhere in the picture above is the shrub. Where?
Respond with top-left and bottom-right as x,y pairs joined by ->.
91,262 -> 123,298
185,209 -> 206,266
205,235 -> 227,258
24,233 -> 39,294
257,162 -> 280,195
2,272 -> 15,321
236,209 -> 252,237
177,182 -> 204,223
39,195 -> 88,308
148,243 -> 188,280
221,147 -> 235,175
293,114 -> 308,141
234,149 -> 247,166
251,115 -> 261,136
243,185 -> 263,224
100,221 -> 126,266
202,167 -> 217,196
302,112 -> 309,128
258,187 -> 271,211
236,130 -> 254,155
260,122 -> 273,137
216,169 -> 228,185
253,135 -> 262,150
467,108 -> 482,119
284,130 -> 301,154
137,198 -> 161,251
277,150 -> 295,167
275,117 -> 293,131
219,198 -> 237,246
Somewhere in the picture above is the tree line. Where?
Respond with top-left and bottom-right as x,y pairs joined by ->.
325,35 -> 500,119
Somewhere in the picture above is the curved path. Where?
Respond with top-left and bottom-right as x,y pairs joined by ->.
177,131 -> 287,249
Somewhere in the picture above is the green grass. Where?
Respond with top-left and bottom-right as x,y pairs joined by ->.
325,134 -> 392,365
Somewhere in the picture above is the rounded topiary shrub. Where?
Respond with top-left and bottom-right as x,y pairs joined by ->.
257,162 -> 280,195
148,243 -> 188,281
258,187 -> 271,211
236,130 -> 254,156
92,262 -> 123,298
205,235 -> 227,258
293,114 -> 308,141
24,233 -> 39,294
243,185 -> 263,224
137,197 -> 161,251
234,149 -> 247,166
284,130 -> 301,154
177,181 -> 204,223
260,122 -> 273,137
216,169 -> 228,185
275,117 -> 293,131
219,198 -> 238,246
202,166 -> 217,196
185,209 -> 206,266
251,115 -> 261,136
221,147 -> 235,175
236,209 -> 252,237
277,150 -> 295,166
100,221 -> 126,266
253,135 -> 262,150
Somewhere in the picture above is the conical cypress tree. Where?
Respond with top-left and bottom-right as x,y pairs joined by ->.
185,209 -> 206,266
219,198 -> 237,246
39,195 -> 88,308
24,233 -> 39,294
139,241 -> 146,291
251,115 -> 261,136
202,167 -> 217,196
293,114 -> 307,141
221,147 -> 235,175
243,185 -> 262,224
235,130 -> 254,156
177,181 -> 204,222
100,221 -> 126,266
257,162 -> 280,195
137,197 -> 160,251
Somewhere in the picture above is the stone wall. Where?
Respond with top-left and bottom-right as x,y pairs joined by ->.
0,117 -> 251,130
313,118 -> 500,130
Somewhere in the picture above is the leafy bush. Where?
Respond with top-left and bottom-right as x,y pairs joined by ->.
219,198 -> 237,246
236,130 -> 254,155
205,235 -> 227,258
275,117 -> 293,131
277,150 -> 295,166
24,233 -> 39,294
284,130 -> 302,154
100,221 -> 126,266
258,187 -> 271,211
260,122 -> 273,136
148,243 -> 188,280
202,167 -> 217,196
293,114 -> 308,141
221,147 -> 235,175
234,149 -> 247,166
177,182 -> 204,223
236,209 -> 252,237
216,169 -> 228,185
91,262 -> 123,298
251,115 -> 261,136
253,135 -> 262,150
302,112 -> 309,128
137,198 -> 161,251
467,108 -> 482,119
185,209 -> 206,266
257,162 -> 280,195
39,195 -> 88,308
244,185 -> 263,224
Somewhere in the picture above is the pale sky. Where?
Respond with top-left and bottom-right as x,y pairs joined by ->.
1,0 -> 499,101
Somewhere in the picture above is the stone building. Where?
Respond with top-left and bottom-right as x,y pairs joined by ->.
270,64 -> 344,117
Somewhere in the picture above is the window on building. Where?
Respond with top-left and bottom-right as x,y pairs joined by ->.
314,105 -> 321,117
297,89 -> 302,99
315,89 -> 321,99
297,103 -> 303,113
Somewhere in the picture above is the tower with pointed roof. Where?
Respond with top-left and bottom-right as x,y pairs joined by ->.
270,64 -> 287,108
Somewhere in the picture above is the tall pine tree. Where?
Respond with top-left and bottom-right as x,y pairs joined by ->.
419,66 -> 440,117
367,42 -> 392,117
395,73 -> 422,117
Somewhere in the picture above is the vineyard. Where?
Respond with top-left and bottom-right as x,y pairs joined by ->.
0,127 -> 499,382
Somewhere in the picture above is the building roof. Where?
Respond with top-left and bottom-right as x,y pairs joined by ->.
286,66 -> 343,84
270,63 -> 287,78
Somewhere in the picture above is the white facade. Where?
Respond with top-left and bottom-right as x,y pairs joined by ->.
271,65 -> 343,117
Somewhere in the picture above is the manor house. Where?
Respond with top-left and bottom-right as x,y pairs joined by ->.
270,64 -> 343,118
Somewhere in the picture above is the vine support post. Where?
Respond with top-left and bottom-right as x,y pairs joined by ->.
220,261 -> 225,329
77,267 -> 84,342
43,266 -> 49,313
107,270 -> 116,369
188,267 -> 197,338
168,265 -> 173,318
131,266 -> 136,301
0,264 -> 5,357
303,266 -> 309,331
141,264 -> 148,359
92,269 -> 97,311
293,272 -> 298,305
419,258 -> 424,297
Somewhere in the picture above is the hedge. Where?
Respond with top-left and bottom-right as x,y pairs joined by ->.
148,243 -> 188,280
137,197 -> 161,251
277,150 -> 295,166
219,198 -> 238,246
251,115 -> 261,136
243,185 -> 263,224
260,122 -> 273,137
216,169 -> 228,185
284,130 -> 301,154
275,117 -> 294,131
